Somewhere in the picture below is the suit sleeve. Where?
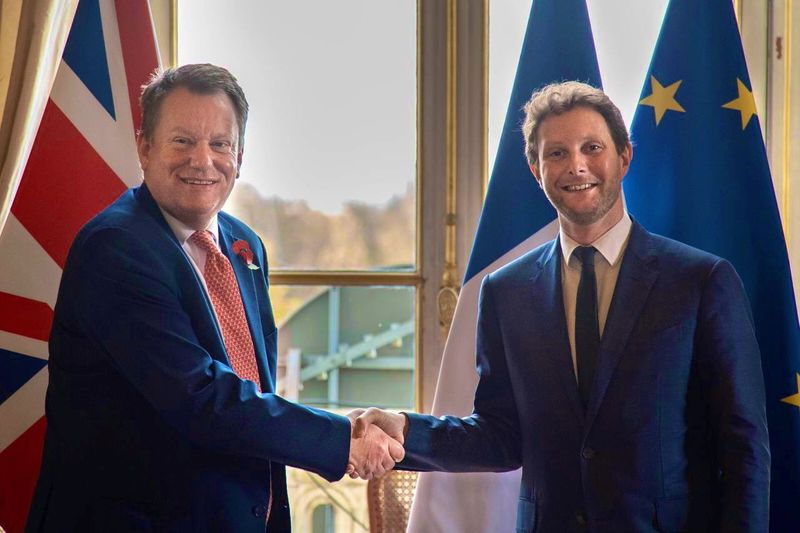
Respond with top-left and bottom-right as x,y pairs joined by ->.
402,274 -> 523,472
695,259 -> 770,530
62,226 -> 351,482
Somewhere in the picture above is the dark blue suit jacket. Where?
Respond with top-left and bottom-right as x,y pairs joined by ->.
403,222 -> 770,532
27,185 -> 351,532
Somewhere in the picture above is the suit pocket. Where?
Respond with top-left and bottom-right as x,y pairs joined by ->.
654,495 -> 689,532
631,321 -> 687,350
515,497 -> 536,533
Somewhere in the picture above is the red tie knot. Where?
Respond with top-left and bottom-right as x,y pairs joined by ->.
190,230 -> 219,255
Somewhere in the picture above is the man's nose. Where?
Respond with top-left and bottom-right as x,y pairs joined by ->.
567,152 -> 588,175
189,143 -> 214,169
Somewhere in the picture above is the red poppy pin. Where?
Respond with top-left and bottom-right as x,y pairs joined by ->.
232,240 -> 260,270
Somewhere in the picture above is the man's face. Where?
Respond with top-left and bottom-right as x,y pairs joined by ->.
137,87 -> 241,229
530,106 -> 631,236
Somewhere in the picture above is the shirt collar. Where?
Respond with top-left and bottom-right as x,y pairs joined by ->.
159,208 -> 220,247
560,212 -> 632,266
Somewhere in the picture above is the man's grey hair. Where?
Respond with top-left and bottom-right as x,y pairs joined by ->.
522,81 -> 629,167
139,63 -> 249,150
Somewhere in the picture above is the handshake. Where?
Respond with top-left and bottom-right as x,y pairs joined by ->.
345,408 -> 409,480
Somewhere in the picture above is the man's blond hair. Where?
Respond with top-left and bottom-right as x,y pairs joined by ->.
522,81 -> 629,166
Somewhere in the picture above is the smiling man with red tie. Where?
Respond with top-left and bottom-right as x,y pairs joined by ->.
27,64 -> 402,533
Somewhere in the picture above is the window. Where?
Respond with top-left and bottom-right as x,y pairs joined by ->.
276,285 -> 415,410
312,504 -> 335,533
176,1 -> 419,529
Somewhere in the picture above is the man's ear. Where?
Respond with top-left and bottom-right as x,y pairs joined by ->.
137,133 -> 150,171
620,142 -> 633,179
236,149 -> 243,178
529,162 -> 543,189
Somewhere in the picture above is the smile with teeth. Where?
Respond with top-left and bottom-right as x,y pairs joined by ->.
181,178 -> 215,185
563,183 -> 596,192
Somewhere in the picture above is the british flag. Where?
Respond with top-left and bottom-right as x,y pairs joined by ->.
0,0 -> 158,529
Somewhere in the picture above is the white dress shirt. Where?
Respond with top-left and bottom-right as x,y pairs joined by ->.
159,208 -> 219,295
559,213 -> 633,378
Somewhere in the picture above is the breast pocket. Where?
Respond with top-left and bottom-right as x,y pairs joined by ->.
515,497 -> 536,533
631,321 -> 688,352
625,321 -> 693,378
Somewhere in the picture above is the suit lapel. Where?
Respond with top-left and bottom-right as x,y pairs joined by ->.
530,238 -> 585,423
584,222 -> 659,431
218,219 -> 272,391
135,185 -> 270,388
135,185 -> 230,362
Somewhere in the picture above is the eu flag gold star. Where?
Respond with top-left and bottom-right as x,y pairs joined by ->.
639,76 -> 685,125
722,78 -> 757,129
781,373 -> 800,408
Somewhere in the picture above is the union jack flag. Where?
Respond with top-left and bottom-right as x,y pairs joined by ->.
0,1 -> 158,529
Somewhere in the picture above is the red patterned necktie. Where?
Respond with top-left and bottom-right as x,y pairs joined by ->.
190,230 -> 271,521
190,230 -> 261,390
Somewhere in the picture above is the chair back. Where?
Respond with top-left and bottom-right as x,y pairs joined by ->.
367,470 -> 419,532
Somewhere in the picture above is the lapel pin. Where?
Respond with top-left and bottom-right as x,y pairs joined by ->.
232,239 -> 260,270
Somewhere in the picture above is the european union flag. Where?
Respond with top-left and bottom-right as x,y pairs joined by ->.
624,0 -> 800,528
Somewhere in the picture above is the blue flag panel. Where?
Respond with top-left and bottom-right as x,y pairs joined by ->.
464,0 -> 602,282
63,0 -> 116,120
0,349 -> 47,404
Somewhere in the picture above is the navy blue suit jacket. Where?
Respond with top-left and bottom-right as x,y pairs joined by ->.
27,185 -> 351,532
403,222 -> 770,532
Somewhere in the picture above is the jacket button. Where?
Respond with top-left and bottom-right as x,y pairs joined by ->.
252,505 -> 267,517
581,447 -> 596,460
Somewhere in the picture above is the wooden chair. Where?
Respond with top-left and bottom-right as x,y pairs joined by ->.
367,470 -> 419,532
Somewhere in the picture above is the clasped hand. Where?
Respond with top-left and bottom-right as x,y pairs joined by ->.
346,408 -> 408,480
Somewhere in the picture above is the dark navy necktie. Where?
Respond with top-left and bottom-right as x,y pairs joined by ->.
575,246 -> 599,408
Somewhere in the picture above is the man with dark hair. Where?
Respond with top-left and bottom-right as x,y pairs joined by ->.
355,81 -> 770,532
27,64 -> 401,532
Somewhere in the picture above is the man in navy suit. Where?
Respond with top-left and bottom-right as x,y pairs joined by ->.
354,82 -> 770,532
27,64 -> 402,532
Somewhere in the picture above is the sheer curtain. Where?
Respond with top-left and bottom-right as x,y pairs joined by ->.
0,0 -> 77,235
